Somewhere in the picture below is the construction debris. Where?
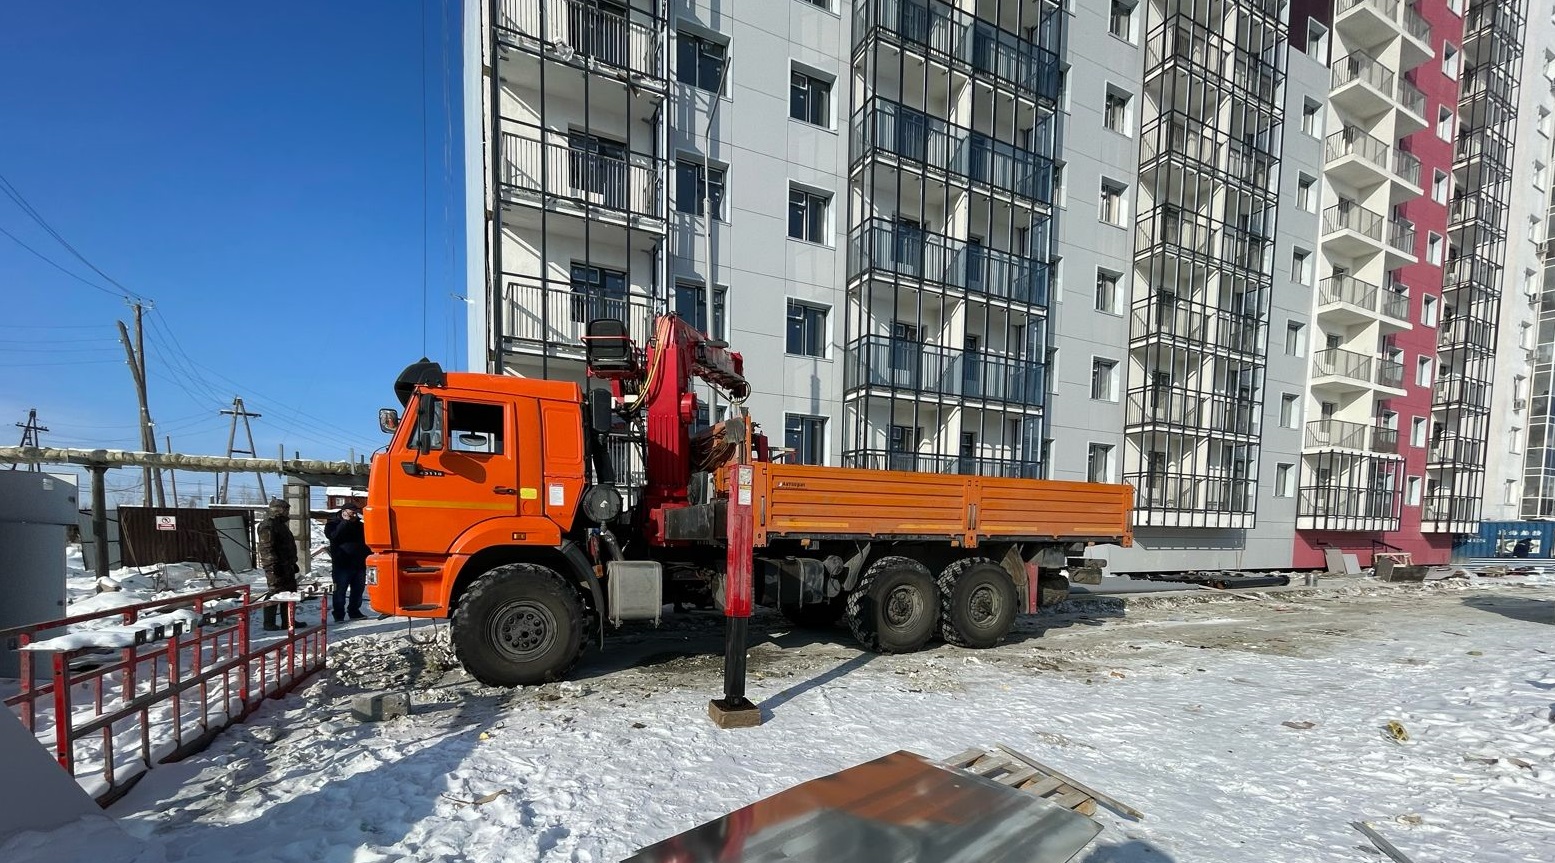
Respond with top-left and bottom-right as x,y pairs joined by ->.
1351,821 -> 1418,863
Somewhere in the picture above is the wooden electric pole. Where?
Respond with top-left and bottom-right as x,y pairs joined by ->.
116,305 -> 165,506
219,397 -> 266,504
165,434 -> 179,505
12,409 -> 47,471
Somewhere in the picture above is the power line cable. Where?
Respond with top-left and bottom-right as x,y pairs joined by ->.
0,173 -> 147,302
0,224 -> 128,300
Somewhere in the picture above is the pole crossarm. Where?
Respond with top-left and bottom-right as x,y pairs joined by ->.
0,446 -> 368,487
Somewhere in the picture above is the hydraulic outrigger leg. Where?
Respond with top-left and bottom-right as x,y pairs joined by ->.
709,462 -> 762,728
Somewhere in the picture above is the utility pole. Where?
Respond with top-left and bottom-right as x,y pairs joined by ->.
218,397 -> 265,504
11,409 -> 47,471
165,434 -> 179,506
116,308 -> 164,506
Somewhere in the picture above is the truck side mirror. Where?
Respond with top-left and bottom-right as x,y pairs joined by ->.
587,387 -> 615,434
415,396 -> 437,455
379,408 -> 400,434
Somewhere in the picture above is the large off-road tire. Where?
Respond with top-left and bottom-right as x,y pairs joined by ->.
937,558 -> 1018,648
845,556 -> 940,653
781,597 -> 845,629
451,564 -> 583,687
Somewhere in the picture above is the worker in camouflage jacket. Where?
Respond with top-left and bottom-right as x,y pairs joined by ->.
257,498 -> 299,631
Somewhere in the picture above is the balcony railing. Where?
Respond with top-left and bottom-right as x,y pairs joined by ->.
853,98 -> 1053,203
500,126 -> 663,221
854,0 -> 1060,102
1299,487 -> 1399,521
1377,357 -> 1405,389
1403,5 -> 1431,42
1380,286 -> 1409,320
1387,217 -> 1417,256
1333,52 -> 1395,95
1127,388 -> 1260,436
1373,426 -> 1400,454
1336,0 -> 1401,18
1428,434 -> 1485,466
501,276 -> 656,354
848,218 -> 1049,307
1444,257 -> 1500,290
1432,374 -> 1491,408
1423,495 -> 1480,526
1449,193 -> 1506,229
1126,475 -> 1257,514
1392,148 -> 1422,186
1304,419 -> 1401,454
1325,127 -> 1389,170
1462,65 -> 1515,107
1323,202 -> 1385,241
1313,347 -> 1374,383
845,335 -> 1046,407
1318,274 -> 1378,310
1130,295 -> 1263,356
842,449 -> 1043,479
1437,316 -> 1497,349
1397,75 -> 1427,118
497,0 -> 664,81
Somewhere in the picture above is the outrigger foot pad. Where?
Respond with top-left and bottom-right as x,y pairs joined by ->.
708,697 -> 762,729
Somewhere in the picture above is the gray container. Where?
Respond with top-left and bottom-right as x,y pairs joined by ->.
0,473 -> 80,677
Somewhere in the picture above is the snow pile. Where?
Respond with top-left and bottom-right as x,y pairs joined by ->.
23,609 -> 203,652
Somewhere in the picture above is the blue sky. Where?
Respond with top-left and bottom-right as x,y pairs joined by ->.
0,2 -> 464,501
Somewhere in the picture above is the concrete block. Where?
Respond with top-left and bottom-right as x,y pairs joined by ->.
707,698 -> 762,729
351,692 -> 409,722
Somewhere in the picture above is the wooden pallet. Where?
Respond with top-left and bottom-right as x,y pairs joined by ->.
941,747 -> 1099,817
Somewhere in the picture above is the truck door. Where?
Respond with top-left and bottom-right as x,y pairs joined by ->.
393,396 -> 520,554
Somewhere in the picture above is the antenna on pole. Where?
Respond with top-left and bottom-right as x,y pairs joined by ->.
218,397 -> 266,504
12,409 -> 48,471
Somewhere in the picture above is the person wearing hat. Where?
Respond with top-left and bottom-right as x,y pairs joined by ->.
257,498 -> 299,631
324,501 -> 370,622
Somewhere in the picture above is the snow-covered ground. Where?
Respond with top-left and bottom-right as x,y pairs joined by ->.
4,575 -> 1551,863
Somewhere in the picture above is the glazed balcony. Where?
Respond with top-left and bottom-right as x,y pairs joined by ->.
848,218 -> 1050,308
1298,486 -> 1400,531
853,0 -> 1060,103
496,0 -> 665,84
841,450 -> 1043,479
853,98 -> 1054,205
844,335 -> 1046,409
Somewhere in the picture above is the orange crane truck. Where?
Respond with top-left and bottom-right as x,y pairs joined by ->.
364,315 -> 1132,700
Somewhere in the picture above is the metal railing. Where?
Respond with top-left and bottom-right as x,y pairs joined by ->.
1449,192 -> 1505,228
1323,202 -> 1384,241
845,335 -> 1046,407
848,217 -> 1049,307
1432,374 -> 1492,408
1392,148 -> 1422,186
1387,217 -> 1417,256
1377,357 -> 1405,389
1428,434 -> 1485,465
1437,316 -> 1497,349
1380,287 -> 1409,320
1423,495 -> 1480,525
1305,418 -> 1368,449
853,0 -> 1060,101
853,98 -> 1053,202
1125,474 -> 1257,514
500,126 -> 663,220
1126,388 -> 1260,436
497,0 -> 663,80
1373,426 -> 1400,453
1325,127 -> 1389,170
1299,487 -> 1398,522
1333,51 -> 1395,94
1318,274 -> 1379,310
1397,75 -> 1427,118
1336,0 -> 1401,18
1444,257 -> 1500,290
841,449 -> 1043,479
1462,66 -> 1515,106
502,277 -> 657,353
1314,347 -> 1374,383
1403,5 -> 1431,42
1130,294 -> 1263,356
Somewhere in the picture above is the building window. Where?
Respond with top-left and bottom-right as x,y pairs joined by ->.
1086,443 -> 1114,483
1515,375 -> 1528,400
1104,88 -> 1133,135
1537,162 -> 1549,190
1436,107 -> 1454,141
789,69 -> 832,126
1522,321 -> 1535,350
1291,249 -> 1312,284
1307,21 -> 1328,59
1422,294 -> 1438,326
1052,162 -> 1067,206
1406,476 -> 1422,506
787,187 -> 830,243
1442,43 -> 1461,79
1050,255 -> 1064,301
1057,66 -> 1069,111
1285,321 -> 1306,356
1432,170 -> 1449,204
569,263 -> 629,324
1302,99 -> 1321,137
1447,0 -> 1463,14
1095,269 -> 1120,314
785,300 -> 827,357
1416,356 -> 1432,387
1505,480 -> 1518,506
1525,269 -> 1541,298
1511,427 -> 1524,454
1296,174 -> 1316,212
1530,217 -> 1543,243
1411,416 -> 1426,447
1540,108 -> 1552,138
675,158 -> 726,218
1109,1 -> 1134,41
677,31 -> 727,91
674,281 -> 727,339
1279,393 -> 1300,429
1099,180 -> 1127,226
798,0 -> 830,9
568,130 -> 628,204
1275,463 -> 1295,498
784,414 -> 827,465
1090,358 -> 1118,401
1426,232 -> 1443,265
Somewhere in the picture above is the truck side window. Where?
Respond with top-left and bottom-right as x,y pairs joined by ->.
448,401 -> 505,455
408,397 -> 445,452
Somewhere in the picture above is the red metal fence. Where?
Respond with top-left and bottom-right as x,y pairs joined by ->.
1,586 -> 328,804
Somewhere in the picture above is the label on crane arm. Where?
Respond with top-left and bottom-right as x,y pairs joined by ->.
736,465 -> 753,507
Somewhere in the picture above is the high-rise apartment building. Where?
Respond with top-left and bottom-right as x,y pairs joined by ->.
464,0 -> 1544,573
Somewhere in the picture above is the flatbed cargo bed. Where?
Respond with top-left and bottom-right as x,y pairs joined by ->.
750,463 -> 1133,549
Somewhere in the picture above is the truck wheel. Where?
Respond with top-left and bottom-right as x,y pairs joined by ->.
451,564 -> 583,687
1038,569 -> 1071,608
937,558 -> 1017,648
781,597 -> 844,629
845,556 -> 939,653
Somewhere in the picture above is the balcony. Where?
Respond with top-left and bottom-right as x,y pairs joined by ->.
841,449 -> 1042,479
1127,388 -> 1260,437
500,275 -> 656,360
496,0 -> 665,85
1428,434 -> 1485,467
1130,294 -> 1263,357
1332,52 -> 1396,118
1324,127 -> 1390,188
1432,374 -> 1491,409
1449,193 -> 1507,236
1380,285 -> 1409,321
853,0 -> 1060,103
1322,202 -> 1386,257
499,125 -> 665,227
848,218 -> 1050,307
1335,0 -> 1402,46
1316,275 -> 1410,328
1126,474 -> 1257,526
1422,494 -> 1480,534
1376,357 -> 1405,390
1391,148 -> 1422,190
844,335 -> 1046,409
1401,7 -> 1433,64
853,98 -> 1054,204
1297,486 -> 1400,532
1387,217 -> 1418,261
1396,75 -> 1428,130
1437,316 -> 1497,350
1313,347 -> 1374,390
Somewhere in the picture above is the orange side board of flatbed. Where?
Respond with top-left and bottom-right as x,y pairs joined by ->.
749,463 -> 1134,549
